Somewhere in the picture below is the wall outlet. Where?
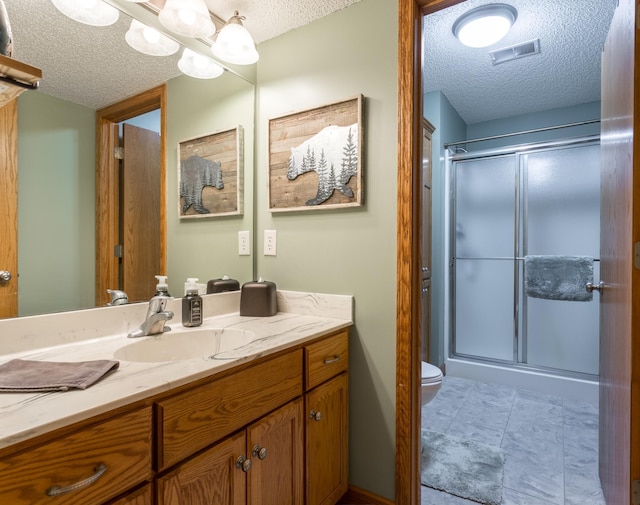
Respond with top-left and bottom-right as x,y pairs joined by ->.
264,230 -> 277,256
238,230 -> 250,256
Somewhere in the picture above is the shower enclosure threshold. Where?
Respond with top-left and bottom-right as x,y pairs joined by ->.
445,357 -> 599,404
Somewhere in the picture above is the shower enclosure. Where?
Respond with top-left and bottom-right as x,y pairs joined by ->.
449,136 -> 600,382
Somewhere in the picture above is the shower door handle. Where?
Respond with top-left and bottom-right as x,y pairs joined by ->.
586,281 -> 604,293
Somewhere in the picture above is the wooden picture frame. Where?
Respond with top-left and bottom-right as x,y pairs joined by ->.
268,95 -> 363,212
178,126 -> 243,219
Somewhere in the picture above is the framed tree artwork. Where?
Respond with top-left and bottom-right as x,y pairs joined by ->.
268,95 -> 363,212
178,126 -> 243,219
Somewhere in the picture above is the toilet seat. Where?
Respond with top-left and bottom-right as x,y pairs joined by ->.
421,362 -> 443,385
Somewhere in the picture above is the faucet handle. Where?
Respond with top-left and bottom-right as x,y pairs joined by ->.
148,295 -> 169,314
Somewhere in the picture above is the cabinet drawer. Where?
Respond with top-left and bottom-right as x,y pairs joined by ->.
305,331 -> 349,390
0,407 -> 153,505
157,350 -> 303,470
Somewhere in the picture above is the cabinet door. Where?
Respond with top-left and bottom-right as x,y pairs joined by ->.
247,398 -> 304,505
306,373 -> 349,505
157,431 -> 246,505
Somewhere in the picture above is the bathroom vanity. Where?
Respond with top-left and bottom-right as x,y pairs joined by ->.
0,291 -> 352,505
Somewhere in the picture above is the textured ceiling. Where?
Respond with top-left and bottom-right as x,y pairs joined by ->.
3,0 -> 360,110
423,0 -> 617,124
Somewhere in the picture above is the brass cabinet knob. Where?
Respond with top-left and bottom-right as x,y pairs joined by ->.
235,455 -> 252,472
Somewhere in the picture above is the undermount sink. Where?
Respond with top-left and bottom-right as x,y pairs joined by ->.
114,328 -> 257,363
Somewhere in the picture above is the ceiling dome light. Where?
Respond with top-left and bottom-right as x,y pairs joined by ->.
125,19 -> 180,56
211,11 -> 259,65
158,0 -> 215,39
178,48 -> 224,79
452,4 -> 517,48
50,0 -> 119,26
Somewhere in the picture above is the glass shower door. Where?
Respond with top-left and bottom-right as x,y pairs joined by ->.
453,154 -> 516,362
522,143 -> 600,375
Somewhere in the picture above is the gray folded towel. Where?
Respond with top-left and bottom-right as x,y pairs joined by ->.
524,255 -> 594,302
0,359 -> 119,392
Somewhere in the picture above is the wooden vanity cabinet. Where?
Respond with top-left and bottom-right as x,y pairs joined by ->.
157,399 -> 304,505
0,328 -> 349,505
304,331 -> 349,505
155,329 -> 348,505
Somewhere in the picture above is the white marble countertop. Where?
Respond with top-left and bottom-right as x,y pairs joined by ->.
0,291 -> 353,451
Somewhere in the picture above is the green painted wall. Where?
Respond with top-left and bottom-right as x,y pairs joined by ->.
17,91 -> 95,316
255,0 -> 398,498
166,72 -> 255,295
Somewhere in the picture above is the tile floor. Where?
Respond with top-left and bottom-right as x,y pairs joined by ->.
421,376 -> 605,505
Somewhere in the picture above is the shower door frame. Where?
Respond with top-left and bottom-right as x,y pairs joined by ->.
448,134 -> 600,381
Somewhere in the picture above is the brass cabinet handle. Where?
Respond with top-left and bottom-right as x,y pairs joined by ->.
252,444 -> 268,460
309,409 -> 322,422
45,463 -> 107,496
235,455 -> 252,472
323,355 -> 340,365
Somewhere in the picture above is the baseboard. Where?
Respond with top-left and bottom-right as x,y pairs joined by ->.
337,485 -> 395,505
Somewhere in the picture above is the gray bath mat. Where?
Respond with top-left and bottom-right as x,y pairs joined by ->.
421,430 -> 504,505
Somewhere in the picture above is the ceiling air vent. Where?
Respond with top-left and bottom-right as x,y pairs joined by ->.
490,39 -> 540,65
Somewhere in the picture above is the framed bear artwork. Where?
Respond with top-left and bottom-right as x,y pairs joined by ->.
268,95 -> 363,212
177,126 -> 243,219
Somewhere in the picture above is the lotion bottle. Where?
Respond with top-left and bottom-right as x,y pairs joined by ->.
182,278 -> 203,327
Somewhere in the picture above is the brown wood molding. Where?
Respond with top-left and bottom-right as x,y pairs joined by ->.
396,0 -> 423,504
338,485 -> 395,505
0,100 -> 18,318
395,1 -> 467,504
95,85 -> 167,306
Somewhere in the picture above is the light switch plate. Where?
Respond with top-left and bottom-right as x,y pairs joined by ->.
264,230 -> 277,256
238,230 -> 250,256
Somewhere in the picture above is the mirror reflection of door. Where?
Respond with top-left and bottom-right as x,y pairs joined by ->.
120,122 -> 161,303
96,85 -> 167,308
0,100 -> 17,319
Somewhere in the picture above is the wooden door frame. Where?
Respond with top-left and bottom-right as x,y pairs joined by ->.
396,1 -> 464,504
95,84 -> 167,307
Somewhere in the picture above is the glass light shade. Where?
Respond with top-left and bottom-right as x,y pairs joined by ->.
211,12 -> 259,65
158,0 -> 215,38
125,19 -> 180,56
50,0 -> 119,26
178,48 -> 224,79
452,4 -> 517,48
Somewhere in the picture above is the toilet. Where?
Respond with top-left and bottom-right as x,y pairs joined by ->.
421,361 -> 443,405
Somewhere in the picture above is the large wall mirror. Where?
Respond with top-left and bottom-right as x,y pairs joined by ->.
3,0 -> 255,318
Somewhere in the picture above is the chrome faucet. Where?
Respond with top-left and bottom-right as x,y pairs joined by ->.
127,295 -> 174,338
106,289 -> 128,306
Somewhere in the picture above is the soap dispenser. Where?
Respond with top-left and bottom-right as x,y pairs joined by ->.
154,275 -> 171,297
182,278 -> 203,327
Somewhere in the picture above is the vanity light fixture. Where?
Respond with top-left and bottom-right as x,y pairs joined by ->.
50,0 -> 119,26
211,11 -> 259,65
158,0 -> 215,39
452,3 -> 517,48
125,19 -> 180,56
178,48 -> 224,79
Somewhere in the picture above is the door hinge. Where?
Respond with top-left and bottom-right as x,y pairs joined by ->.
632,480 -> 640,505
114,245 -> 123,258
635,243 -> 640,270
114,146 -> 124,160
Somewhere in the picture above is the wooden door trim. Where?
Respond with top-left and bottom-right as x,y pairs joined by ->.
0,100 -> 18,318
95,85 -> 167,307
396,1 -> 465,504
